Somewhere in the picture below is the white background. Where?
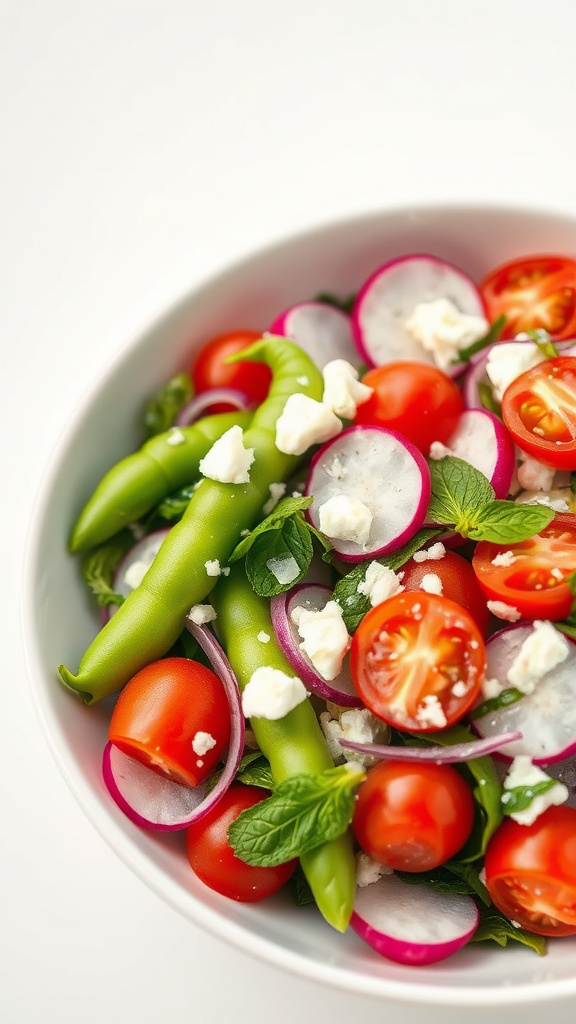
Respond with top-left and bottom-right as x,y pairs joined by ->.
3,2 -> 576,1022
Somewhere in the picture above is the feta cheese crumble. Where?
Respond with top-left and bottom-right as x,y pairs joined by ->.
318,493 -> 373,548
481,676 -> 505,700
204,559 -> 222,577
241,667 -> 308,720
257,630 -> 271,644
356,851 -> 393,887
198,424 -> 255,484
262,481 -> 287,515
319,707 -> 389,767
416,694 -> 447,729
491,550 -> 516,567
191,731 -> 217,756
517,453 -> 556,493
166,427 -> 186,446
405,297 -> 489,371
507,620 -> 569,694
412,542 -> 446,563
502,756 -> 568,826
487,600 -> 521,622
485,341 -> 545,402
187,603 -> 217,625
275,393 -> 342,455
357,562 -> 405,606
321,359 -> 373,419
429,439 -> 454,460
290,600 -> 351,681
420,572 -> 443,595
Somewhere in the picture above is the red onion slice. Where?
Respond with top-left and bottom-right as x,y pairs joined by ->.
270,584 -> 361,707
339,730 -> 522,763
175,388 -> 250,426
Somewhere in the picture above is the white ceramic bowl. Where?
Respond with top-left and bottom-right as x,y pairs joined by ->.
24,204 -> 576,1023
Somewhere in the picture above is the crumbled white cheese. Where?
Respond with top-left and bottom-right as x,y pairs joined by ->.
265,555 -> 300,585
187,603 -> 217,625
429,440 -> 454,460
502,756 -> 568,826
485,342 -> 546,402
321,359 -> 373,419
487,600 -> 521,622
204,559 -> 222,577
241,667 -> 308,720
412,542 -> 446,563
324,455 -> 346,480
491,550 -> 516,567
166,427 -> 186,446
257,630 -> 271,644
357,562 -> 405,606
262,481 -> 287,515
515,488 -> 572,513
405,297 -> 489,371
275,393 -> 342,455
481,676 -> 505,700
451,681 -> 468,698
420,572 -> 443,595
123,559 -> 152,590
416,694 -> 447,729
517,453 -> 556,493
198,425 -> 255,484
318,493 -> 373,548
191,731 -> 217,756
296,375 -> 309,386
551,567 -> 564,581
290,600 -> 351,681
319,707 -> 389,767
355,851 -> 393,887
507,620 -> 569,694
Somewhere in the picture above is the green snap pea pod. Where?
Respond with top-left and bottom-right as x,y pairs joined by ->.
70,409 -> 252,553
59,337 -> 324,704
211,564 -> 356,933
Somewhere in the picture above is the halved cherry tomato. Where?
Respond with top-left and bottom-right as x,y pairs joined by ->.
481,254 -> 576,340
472,513 -> 576,621
108,657 -> 230,788
191,329 -> 272,412
352,760 -> 475,872
350,592 -> 486,732
353,361 -> 463,453
400,549 -> 490,636
501,356 -> 576,469
484,806 -> 576,937
186,784 -> 297,902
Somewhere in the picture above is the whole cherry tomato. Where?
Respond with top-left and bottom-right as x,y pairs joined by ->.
400,549 -> 490,635
191,329 -> 272,412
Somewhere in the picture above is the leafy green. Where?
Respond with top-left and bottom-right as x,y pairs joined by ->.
288,866 -> 315,906
501,779 -> 560,816
228,763 -> 365,867
144,372 -> 193,437
333,527 -> 442,632
454,314 -> 507,364
470,905 -> 547,955
478,381 -> 501,416
396,860 -> 491,905
81,530 -> 135,607
466,500 -> 554,544
245,516 -> 313,597
527,327 -> 559,359
229,495 -> 313,562
205,749 -> 273,795
147,484 -> 196,524
314,290 -> 357,316
470,687 -> 525,720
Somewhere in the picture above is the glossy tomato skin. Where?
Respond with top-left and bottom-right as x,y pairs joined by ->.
191,329 -> 272,412
353,760 -> 475,872
401,550 -> 490,636
472,513 -> 576,621
109,657 -> 230,788
353,361 -> 463,453
501,356 -> 576,469
350,592 -> 486,732
484,806 -> 576,936
481,254 -> 576,340
186,784 -> 297,902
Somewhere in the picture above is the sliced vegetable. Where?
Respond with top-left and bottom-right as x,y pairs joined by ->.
103,528 -> 170,622
440,409 -> 516,499
339,730 -> 522,764
190,329 -> 272,411
269,301 -> 357,369
102,742 -> 207,831
501,356 -> 576,469
400,549 -> 491,636
176,388 -> 251,426
480,254 -> 576,340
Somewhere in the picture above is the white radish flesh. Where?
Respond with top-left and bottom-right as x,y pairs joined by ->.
305,425 -> 430,562
441,409 -> 516,499
351,872 -> 479,966
268,302 -> 358,369
102,742 -> 207,831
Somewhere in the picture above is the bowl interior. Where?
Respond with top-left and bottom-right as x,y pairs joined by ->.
24,204 -> 576,1011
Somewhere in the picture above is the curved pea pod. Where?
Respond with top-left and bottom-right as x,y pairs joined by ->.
211,564 -> 356,934
70,409 -> 252,552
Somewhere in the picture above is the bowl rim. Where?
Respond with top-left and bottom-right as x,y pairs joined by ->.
22,199 -> 576,1007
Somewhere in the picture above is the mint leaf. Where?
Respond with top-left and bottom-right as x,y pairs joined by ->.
501,779 -> 560,816
314,290 -> 356,316
455,314 -> 507,364
397,860 -> 491,905
470,905 -> 547,955
228,763 -> 364,866
245,515 -> 313,597
467,501 -> 554,543
289,866 -> 315,906
81,530 -> 134,607
471,687 -> 525,720
427,456 -> 494,530
229,495 -> 313,562
333,527 -> 442,632
236,755 -> 275,790
144,372 -> 193,437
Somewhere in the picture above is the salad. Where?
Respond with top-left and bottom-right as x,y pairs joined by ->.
58,249 -> 576,967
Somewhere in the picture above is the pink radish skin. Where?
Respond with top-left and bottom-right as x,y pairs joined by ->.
352,254 -> 486,372
473,624 -> 576,765
351,873 -> 479,966
270,584 -> 361,707
439,409 -> 516,499
269,302 -> 358,369
305,425 -> 431,563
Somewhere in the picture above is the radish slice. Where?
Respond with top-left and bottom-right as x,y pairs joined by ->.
175,388 -> 250,426
305,425 -> 430,563
102,528 -> 172,624
351,873 -> 479,966
339,730 -> 522,763
439,409 -> 516,499
268,302 -> 358,369
473,624 -> 576,764
463,339 -> 576,410
352,254 -> 486,371
270,584 -> 361,707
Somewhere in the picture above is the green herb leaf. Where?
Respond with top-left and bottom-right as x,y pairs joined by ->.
236,755 -> 275,790
467,500 -> 554,544
478,381 -> 501,417
228,763 -> 364,867
471,687 -> 525,720
397,860 -> 491,905
148,483 -> 196,524
144,372 -> 193,437
470,905 -> 547,955
81,530 -> 135,607
333,527 -> 442,632
501,779 -> 560,816
228,495 -> 313,562
245,516 -> 313,597
288,865 -> 315,906
455,314 -> 507,364
527,328 -> 559,359
427,456 -> 494,530
205,749 -> 272,795
314,291 -> 357,316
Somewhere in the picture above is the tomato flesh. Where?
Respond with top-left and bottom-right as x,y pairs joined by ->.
472,513 -> 576,621
350,592 -> 486,732
501,356 -> 576,469
481,255 -> 576,340
191,329 -> 272,412
400,550 -> 490,636
484,806 -> 576,936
